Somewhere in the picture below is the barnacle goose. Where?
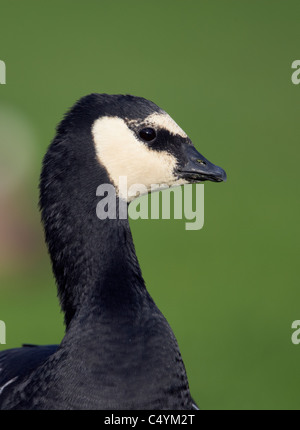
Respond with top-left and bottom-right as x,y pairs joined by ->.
0,94 -> 226,410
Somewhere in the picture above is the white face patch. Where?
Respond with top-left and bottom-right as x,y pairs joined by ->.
92,116 -> 184,200
129,112 -> 187,138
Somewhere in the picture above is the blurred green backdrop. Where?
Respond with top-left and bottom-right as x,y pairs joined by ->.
0,0 -> 300,410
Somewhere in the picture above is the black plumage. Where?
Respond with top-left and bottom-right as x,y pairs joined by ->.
0,94 -> 225,409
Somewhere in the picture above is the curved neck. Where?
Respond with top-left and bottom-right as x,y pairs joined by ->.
55,206 -> 146,327
40,139 -> 147,328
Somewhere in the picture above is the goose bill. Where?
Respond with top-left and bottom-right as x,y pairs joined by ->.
177,144 -> 227,183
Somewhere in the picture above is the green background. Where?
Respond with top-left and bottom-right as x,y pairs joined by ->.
0,0 -> 299,410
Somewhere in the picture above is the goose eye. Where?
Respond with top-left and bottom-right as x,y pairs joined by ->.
139,127 -> 156,142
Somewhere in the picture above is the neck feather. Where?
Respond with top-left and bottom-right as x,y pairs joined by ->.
40,136 -> 146,328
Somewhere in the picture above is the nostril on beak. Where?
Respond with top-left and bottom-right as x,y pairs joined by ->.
197,159 -> 206,166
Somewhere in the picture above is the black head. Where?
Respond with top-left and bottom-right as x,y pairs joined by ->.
54,93 -> 226,200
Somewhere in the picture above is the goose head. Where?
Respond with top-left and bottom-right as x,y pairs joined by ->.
45,93 -> 226,205
91,94 -> 226,200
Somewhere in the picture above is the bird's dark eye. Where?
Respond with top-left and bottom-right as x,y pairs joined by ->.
139,127 -> 156,142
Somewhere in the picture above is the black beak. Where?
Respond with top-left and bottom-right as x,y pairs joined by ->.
177,145 -> 227,183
